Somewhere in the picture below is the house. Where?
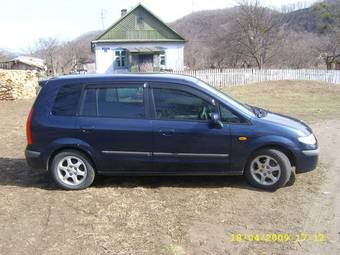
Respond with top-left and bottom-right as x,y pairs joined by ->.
0,56 -> 45,72
91,4 -> 185,73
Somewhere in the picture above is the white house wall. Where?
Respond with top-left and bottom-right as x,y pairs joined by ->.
95,42 -> 184,74
96,47 -> 114,74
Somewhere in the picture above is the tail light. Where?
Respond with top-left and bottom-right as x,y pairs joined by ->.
26,109 -> 33,145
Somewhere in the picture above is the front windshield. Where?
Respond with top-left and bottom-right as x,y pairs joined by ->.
196,79 -> 255,117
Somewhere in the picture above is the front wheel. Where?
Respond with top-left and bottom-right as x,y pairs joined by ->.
50,150 -> 95,190
245,149 -> 292,191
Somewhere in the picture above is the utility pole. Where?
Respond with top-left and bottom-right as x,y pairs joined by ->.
100,9 -> 107,29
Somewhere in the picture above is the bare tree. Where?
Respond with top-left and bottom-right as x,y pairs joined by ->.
272,31 -> 322,68
225,0 -> 284,69
210,25 -> 243,68
34,38 -> 60,75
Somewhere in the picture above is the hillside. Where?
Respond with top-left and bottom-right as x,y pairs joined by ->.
172,0 -> 340,36
170,0 -> 339,68
0,49 -> 15,62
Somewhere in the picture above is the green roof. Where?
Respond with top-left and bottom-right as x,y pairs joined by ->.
94,4 -> 185,42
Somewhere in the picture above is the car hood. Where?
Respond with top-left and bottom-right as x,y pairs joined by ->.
260,112 -> 312,136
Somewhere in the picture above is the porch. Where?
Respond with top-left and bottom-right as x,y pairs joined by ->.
116,47 -> 166,72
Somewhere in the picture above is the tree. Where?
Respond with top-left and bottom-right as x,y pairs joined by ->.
314,1 -> 340,69
272,31 -> 322,68
34,37 -> 60,75
225,0 -> 284,69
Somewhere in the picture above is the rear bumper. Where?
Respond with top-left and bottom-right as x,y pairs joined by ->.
295,148 -> 319,173
25,149 -> 46,170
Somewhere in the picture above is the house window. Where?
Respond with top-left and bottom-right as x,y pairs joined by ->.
137,16 -> 143,24
115,50 -> 127,68
136,16 -> 144,29
160,53 -> 166,66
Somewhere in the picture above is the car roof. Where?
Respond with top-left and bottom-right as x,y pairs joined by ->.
41,73 -> 202,87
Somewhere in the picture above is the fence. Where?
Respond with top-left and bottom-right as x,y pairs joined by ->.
169,69 -> 340,87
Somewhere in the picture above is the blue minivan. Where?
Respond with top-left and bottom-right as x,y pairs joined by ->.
25,74 -> 318,190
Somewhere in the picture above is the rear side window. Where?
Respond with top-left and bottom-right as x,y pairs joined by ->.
80,87 -> 145,119
52,84 -> 82,116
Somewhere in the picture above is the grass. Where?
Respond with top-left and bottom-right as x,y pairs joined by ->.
222,80 -> 340,122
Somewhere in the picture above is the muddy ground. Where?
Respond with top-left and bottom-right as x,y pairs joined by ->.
0,99 -> 339,255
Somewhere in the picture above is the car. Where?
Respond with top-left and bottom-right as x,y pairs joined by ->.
25,74 -> 318,190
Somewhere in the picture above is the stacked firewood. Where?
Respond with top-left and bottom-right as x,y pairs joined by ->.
0,70 -> 39,100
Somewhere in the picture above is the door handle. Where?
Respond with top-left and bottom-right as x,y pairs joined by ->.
80,126 -> 95,133
159,129 -> 175,136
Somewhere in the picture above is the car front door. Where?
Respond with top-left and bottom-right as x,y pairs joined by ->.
150,83 -> 232,173
77,82 -> 153,172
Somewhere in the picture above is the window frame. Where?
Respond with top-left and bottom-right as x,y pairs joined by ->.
114,49 -> 127,68
149,82 -> 218,123
160,52 -> 166,67
78,82 -> 150,120
136,15 -> 144,28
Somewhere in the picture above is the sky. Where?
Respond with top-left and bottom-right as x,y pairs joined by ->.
0,0 -> 318,51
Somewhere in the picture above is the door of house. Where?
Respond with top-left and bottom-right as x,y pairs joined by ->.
138,54 -> 153,72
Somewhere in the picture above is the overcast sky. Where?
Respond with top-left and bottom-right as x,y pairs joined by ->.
0,0 -> 318,51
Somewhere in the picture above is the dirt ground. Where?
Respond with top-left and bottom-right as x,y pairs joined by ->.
0,84 -> 340,254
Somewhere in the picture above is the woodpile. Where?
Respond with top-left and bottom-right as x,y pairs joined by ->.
0,70 -> 39,100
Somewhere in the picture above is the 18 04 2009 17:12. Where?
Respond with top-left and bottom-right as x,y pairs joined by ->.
228,232 -> 326,243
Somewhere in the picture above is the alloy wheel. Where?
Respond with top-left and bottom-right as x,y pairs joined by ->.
250,155 -> 281,186
57,156 -> 87,186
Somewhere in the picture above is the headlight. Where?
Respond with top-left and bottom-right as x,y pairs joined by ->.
298,134 -> 316,145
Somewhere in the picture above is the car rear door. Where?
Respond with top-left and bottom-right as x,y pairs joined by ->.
77,82 -> 153,172
150,82 -> 232,173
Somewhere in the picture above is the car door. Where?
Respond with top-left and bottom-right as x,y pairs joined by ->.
150,83 -> 232,173
77,82 -> 153,172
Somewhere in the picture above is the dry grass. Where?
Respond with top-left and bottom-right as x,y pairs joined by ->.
223,80 -> 340,122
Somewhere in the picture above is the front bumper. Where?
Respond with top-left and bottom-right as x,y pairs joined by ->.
25,149 -> 45,170
295,148 -> 319,173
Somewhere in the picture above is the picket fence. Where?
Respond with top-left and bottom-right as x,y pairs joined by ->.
169,69 -> 340,87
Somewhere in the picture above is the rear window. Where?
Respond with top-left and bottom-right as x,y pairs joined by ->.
80,87 -> 145,119
52,84 -> 82,116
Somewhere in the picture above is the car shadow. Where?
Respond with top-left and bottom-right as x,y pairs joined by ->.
0,157 -> 263,191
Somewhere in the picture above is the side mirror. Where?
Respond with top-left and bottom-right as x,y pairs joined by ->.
210,112 -> 224,129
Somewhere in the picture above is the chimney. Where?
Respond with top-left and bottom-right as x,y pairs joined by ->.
121,9 -> 127,17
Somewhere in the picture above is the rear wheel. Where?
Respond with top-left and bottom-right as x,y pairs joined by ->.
50,150 -> 95,190
245,149 -> 292,191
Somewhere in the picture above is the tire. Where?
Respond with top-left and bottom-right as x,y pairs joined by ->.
286,167 -> 296,187
50,150 -> 95,190
245,149 -> 292,191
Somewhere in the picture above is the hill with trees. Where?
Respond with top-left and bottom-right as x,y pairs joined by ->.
171,0 -> 340,69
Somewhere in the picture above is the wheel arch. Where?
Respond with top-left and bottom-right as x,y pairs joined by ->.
248,144 -> 296,168
47,146 -> 97,173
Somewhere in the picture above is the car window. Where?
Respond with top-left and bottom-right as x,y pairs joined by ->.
81,87 -> 145,119
52,84 -> 82,116
220,104 -> 242,123
153,88 -> 216,121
